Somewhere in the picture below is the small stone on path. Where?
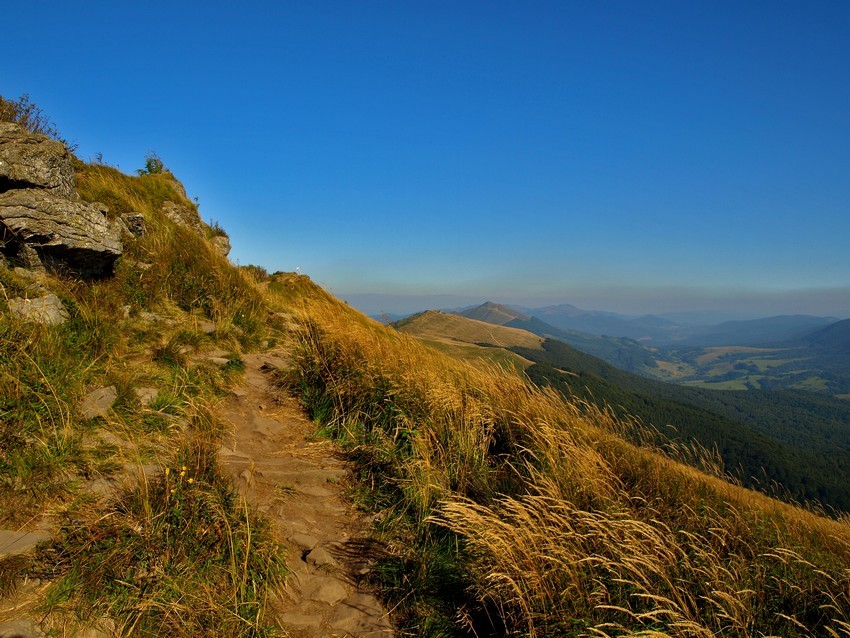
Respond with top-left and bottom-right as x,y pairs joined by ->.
329,592 -> 395,636
297,485 -> 334,498
289,533 -> 320,552
306,545 -> 337,569
300,575 -> 348,605
0,618 -> 46,638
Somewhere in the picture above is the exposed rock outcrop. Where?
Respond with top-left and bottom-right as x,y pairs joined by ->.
7,293 -> 69,325
162,199 -> 204,233
210,234 -> 231,257
160,200 -> 231,258
120,212 -> 146,237
0,189 -> 122,276
0,122 -> 76,199
0,123 -> 123,277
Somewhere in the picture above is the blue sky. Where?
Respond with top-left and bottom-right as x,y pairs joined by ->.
5,1 -> 849,317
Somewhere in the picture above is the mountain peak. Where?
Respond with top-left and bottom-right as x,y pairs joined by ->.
459,301 -> 529,325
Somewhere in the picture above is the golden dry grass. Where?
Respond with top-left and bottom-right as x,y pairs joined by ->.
414,337 -> 535,375
275,287 -> 850,637
396,310 -> 544,350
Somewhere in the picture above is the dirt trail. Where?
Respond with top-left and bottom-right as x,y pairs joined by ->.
217,351 -> 393,638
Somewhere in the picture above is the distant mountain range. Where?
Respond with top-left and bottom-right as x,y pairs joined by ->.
458,302 -> 660,377
392,307 -> 850,512
674,315 -> 840,347
444,301 -> 850,397
512,303 -> 838,346
515,303 -> 686,342
375,300 -> 841,346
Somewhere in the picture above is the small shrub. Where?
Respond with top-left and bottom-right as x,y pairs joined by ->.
0,93 -> 61,140
207,219 -> 229,239
137,151 -> 164,175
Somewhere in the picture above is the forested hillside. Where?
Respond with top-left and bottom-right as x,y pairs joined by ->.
512,338 -> 850,511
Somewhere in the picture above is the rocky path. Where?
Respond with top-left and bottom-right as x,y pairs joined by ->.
217,351 -> 393,638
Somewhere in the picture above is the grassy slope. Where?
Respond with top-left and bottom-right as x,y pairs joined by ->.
513,339 -> 850,500
1,162 -> 285,636
279,286 -> 850,637
399,310 -> 850,511
395,310 -> 543,350
394,310 -> 540,371
458,301 -> 526,325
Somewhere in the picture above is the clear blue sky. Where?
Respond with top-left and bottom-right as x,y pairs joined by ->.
5,1 -> 849,317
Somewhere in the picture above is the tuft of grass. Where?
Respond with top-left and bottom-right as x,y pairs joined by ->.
36,437 -> 286,637
0,93 -> 67,144
0,315 -> 89,524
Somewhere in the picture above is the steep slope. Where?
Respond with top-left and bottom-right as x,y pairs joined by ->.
805,317 -> 850,352
512,338 -> 850,510
0,120 -> 391,637
394,310 -> 540,371
0,152 -> 289,634
403,302 -> 850,510
459,302 -> 663,376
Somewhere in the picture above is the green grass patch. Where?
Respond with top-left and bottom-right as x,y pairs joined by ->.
34,440 -> 285,637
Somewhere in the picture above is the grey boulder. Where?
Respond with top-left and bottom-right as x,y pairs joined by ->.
7,294 -> 69,325
210,234 -> 231,257
0,122 -> 76,199
0,189 -> 122,277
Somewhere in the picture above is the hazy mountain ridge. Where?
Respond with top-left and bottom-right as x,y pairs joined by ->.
674,314 -> 840,347
370,298 -> 845,347
457,302 -> 661,376
458,300 -> 529,325
518,303 -> 840,346
394,305 -> 850,511
517,302 -> 685,342
805,318 -> 850,351
452,302 -> 850,396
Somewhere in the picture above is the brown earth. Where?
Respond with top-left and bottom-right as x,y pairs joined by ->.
217,351 -> 394,637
